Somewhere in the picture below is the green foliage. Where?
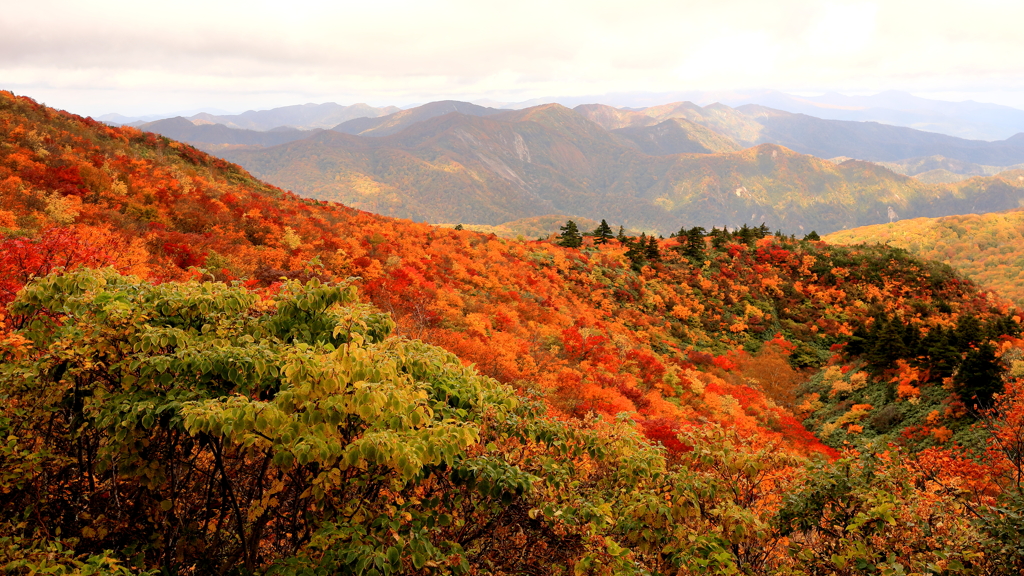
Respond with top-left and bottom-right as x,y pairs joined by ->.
0,269 -> 567,574
557,220 -> 582,248
676,226 -> 707,263
592,219 -> 614,244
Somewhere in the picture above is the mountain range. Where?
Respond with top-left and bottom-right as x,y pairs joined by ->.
483,89 -> 1024,141
213,103 -> 1024,235
108,101 -> 399,131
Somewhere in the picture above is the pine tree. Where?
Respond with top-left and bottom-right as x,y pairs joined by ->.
592,220 -> 614,244
678,226 -> 706,263
956,341 -> 1004,410
645,235 -> 661,262
558,220 -> 583,248
804,230 -> 821,241
738,224 -> 756,246
616,226 -> 628,243
711,226 -> 728,250
624,234 -> 648,271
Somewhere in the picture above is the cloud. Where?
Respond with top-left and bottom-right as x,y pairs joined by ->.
4,0 -> 1024,114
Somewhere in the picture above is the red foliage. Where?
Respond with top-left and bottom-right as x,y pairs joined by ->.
0,227 -> 113,307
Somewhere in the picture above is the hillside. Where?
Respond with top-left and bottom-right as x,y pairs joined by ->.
219,104 -> 1024,235
611,117 -> 741,155
577,101 -> 1024,165
825,198 -> 1024,306
137,117 -> 317,151
186,101 -> 400,131
333,100 -> 504,136
5,90 -> 1024,574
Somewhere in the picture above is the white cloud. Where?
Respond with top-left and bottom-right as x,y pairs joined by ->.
3,0 -> 1024,115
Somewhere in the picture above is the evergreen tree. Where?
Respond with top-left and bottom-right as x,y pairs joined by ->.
616,225 -> 628,243
757,223 -> 770,238
592,219 -> 614,244
558,220 -> 583,248
645,234 -> 661,262
955,314 -> 983,348
956,341 -> 1004,410
919,327 -> 960,381
804,230 -> 821,241
738,224 -> 756,246
711,226 -> 728,250
624,234 -> 648,271
866,316 -> 910,370
678,226 -> 707,263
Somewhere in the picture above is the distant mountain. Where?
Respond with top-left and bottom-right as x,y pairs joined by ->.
875,155 -> 1024,179
611,118 -> 740,155
218,102 -> 1024,235
576,102 -> 1024,165
97,107 -> 236,126
454,214 -> 605,239
493,90 -> 1024,141
137,117 -> 317,150
333,100 -> 504,136
743,90 -> 1024,141
186,102 -> 400,131
825,192 -> 1024,306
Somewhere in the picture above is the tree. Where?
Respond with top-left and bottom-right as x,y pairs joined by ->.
592,219 -> 614,244
557,220 -> 583,248
645,234 -> 661,262
624,234 -> 648,271
616,225 -> 628,243
0,269 -> 585,574
677,226 -> 706,263
711,226 -> 729,250
955,341 -> 1004,410
738,224 -> 756,246
803,230 -> 821,241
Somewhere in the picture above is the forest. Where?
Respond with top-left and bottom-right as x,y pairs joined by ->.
3,90 -> 1024,574
826,208 -> 1024,307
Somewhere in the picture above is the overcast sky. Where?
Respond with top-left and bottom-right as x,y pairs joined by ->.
3,0 -> 1024,116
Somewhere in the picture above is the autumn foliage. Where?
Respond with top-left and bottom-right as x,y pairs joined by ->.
4,91 -> 1024,573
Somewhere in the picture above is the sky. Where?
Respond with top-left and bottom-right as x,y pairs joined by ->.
3,0 -> 1024,117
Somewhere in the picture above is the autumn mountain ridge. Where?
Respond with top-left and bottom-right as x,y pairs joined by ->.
4,90 -> 1024,573
135,98 -> 1024,236
826,205 -> 1024,307
218,103 -> 1024,235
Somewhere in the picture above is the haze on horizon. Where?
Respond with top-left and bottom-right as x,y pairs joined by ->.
3,0 -> 1023,117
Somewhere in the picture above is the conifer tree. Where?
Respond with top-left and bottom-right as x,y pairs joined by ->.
616,225 -> 628,243
558,220 -> 583,248
645,234 -> 661,262
956,341 -> 1004,410
804,230 -> 821,241
738,224 -> 756,246
624,234 -> 648,270
711,226 -> 728,250
677,227 -> 707,263
592,219 -> 614,244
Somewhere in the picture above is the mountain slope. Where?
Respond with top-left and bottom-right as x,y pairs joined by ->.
612,118 -> 741,155
5,90 -> 1024,576
222,104 -> 1024,235
576,101 -> 1024,165
188,101 -> 400,130
824,195 -> 1024,306
333,100 -> 504,136
137,117 -> 317,150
